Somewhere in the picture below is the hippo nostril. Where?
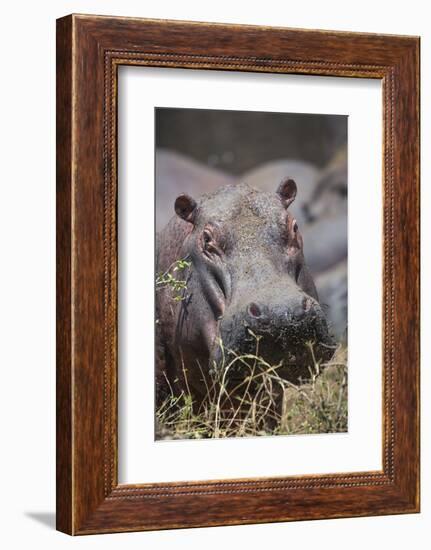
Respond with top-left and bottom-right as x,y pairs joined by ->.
248,302 -> 262,319
292,297 -> 313,322
302,297 -> 313,312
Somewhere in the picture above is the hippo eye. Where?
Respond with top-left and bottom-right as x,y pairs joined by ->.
202,230 -> 215,252
292,220 -> 299,233
202,227 -> 224,258
203,230 -> 212,246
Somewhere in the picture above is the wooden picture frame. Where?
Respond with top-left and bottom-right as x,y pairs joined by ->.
56,14 -> 420,535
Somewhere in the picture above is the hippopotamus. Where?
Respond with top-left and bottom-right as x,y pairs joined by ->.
302,145 -> 347,224
155,179 -> 334,406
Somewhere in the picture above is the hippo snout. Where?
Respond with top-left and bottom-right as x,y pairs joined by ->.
247,295 -> 315,325
244,291 -> 323,341
217,290 -> 335,383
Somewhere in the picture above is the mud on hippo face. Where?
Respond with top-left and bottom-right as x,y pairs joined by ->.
157,178 -> 335,401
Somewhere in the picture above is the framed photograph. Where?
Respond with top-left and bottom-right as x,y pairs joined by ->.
56,14 -> 420,534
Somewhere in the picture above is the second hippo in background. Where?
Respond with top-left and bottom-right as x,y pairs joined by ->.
302,145 -> 347,224
301,146 -> 348,340
314,260 -> 347,342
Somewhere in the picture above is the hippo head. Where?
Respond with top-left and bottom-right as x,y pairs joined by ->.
172,180 -> 335,395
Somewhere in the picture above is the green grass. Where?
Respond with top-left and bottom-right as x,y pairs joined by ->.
155,341 -> 348,440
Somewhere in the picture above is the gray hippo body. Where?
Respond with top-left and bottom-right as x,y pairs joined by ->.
155,179 -> 334,406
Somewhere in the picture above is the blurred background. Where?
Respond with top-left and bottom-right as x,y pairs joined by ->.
155,107 -> 348,342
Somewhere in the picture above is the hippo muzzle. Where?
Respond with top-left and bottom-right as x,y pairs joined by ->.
214,283 -> 334,384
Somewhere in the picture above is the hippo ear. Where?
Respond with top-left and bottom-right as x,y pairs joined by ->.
174,194 -> 197,223
277,178 -> 297,208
